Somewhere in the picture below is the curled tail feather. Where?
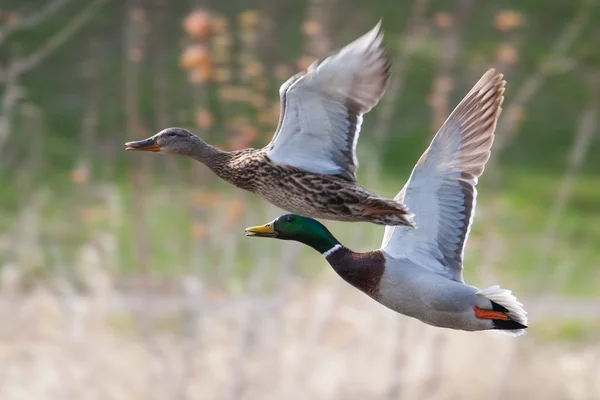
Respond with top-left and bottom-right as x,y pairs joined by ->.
478,285 -> 528,336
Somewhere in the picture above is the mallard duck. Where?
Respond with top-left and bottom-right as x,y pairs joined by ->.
125,22 -> 413,226
245,69 -> 529,335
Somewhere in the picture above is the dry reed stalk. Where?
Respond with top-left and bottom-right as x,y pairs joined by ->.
0,64 -> 23,159
385,318 -> 409,400
429,0 -> 475,135
0,0 -> 71,41
491,0 -> 592,157
74,39 -> 102,228
7,0 -> 110,78
491,40 -> 523,79
489,9 -> 524,78
492,71 -> 598,400
223,203 -> 276,400
225,250 -> 277,400
124,2 -> 174,398
303,0 -> 334,58
479,0 -> 592,282
152,0 -> 181,181
11,190 -> 48,279
349,4 -> 433,397
482,15 -> 592,397
178,9 -> 220,396
18,104 -> 44,191
270,240 -> 302,396
0,0 -> 103,160
366,0 -> 430,195
372,0 -> 430,144
282,227 -> 365,399
421,4 -> 475,398
533,82 -> 598,279
124,0 -> 150,281
282,281 -> 346,399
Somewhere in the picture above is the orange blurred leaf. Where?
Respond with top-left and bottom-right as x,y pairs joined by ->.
227,136 -> 251,151
180,45 -> 210,69
189,64 -> 214,84
191,191 -> 221,206
434,12 -> 453,29
78,208 -> 93,223
223,200 -> 246,229
302,20 -> 323,37
214,67 -> 232,83
211,16 -> 230,34
131,7 -> 146,22
274,64 -> 292,81
190,224 -> 208,239
252,77 -> 270,92
7,12 -> 19,26
240,125 -> 260,142
195,109 -> 214,130
238,10 -> 261,30
494,10 -> 524,32
128,48 -> 143,62
245,61 -> 264,78
218,86 -> 250,102
249,94 -> 268,109
296,56 -> 316,71
510,106 -> 527,122
71,167 -> 90,184
183,9 -> 212,39
496,44 -> 519,65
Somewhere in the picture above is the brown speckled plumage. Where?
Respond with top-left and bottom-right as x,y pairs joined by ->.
198,148 -> 411,225
124,22 -> 414,227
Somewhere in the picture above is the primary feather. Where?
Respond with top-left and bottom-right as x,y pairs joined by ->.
266,21 -> 391,181
381,69 -> 505,282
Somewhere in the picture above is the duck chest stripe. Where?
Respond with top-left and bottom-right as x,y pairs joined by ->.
327,249 -> 385,299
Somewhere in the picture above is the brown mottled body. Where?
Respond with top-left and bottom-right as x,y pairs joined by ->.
124,24 -> 414,226
205,149 -> 411,226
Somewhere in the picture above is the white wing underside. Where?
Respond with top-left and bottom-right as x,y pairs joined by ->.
381,69 -> 506,283
266,21 -> 391,181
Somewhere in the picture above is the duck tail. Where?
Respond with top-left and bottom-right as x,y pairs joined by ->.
477,285 -> 528,336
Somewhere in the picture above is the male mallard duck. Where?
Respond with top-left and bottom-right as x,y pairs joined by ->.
245,69 -> 528,335
125,22 -> 413,227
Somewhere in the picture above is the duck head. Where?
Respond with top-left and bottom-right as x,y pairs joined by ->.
245,214 -> 341,255
125,127 -> 200,155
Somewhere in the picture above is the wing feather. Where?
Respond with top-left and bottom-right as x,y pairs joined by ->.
265,21 -> 391,181
381,69 -> 505,282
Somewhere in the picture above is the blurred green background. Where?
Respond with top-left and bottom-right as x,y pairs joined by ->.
0,0 -> 599,398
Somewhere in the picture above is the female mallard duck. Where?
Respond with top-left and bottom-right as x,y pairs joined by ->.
245,69 -> 528,335
125,22 -> 414,226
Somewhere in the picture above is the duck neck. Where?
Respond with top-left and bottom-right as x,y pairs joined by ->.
296,224 -> 343,256
187,137 -> 231,172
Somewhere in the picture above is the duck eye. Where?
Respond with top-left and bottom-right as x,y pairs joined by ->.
285,216 -> 295,223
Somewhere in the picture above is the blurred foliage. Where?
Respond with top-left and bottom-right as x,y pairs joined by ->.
0,0 -> 599,296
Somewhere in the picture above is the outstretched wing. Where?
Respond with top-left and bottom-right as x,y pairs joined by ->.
265,22 -> 391,181
381,69 -> 505,282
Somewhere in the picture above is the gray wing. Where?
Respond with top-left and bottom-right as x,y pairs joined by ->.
381,69 -> 505,282
265,21 -> 391,181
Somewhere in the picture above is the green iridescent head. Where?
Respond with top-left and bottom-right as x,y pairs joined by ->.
245,214 -> 340,255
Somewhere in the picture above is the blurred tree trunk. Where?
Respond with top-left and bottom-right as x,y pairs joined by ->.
124,0 -> 151,280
